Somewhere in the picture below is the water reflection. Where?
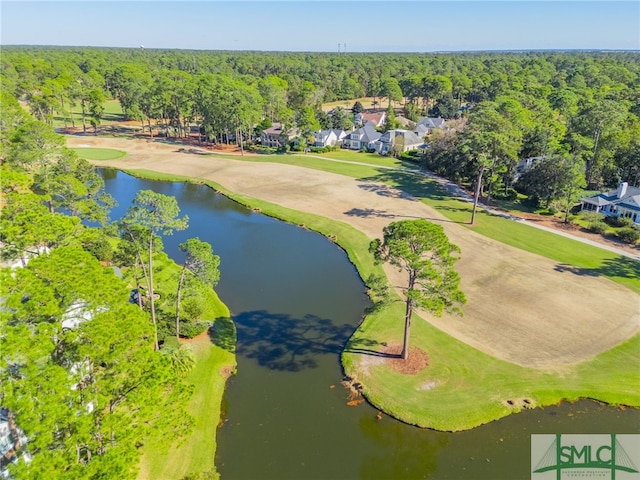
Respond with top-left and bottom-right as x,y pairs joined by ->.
234,310 -> 356,371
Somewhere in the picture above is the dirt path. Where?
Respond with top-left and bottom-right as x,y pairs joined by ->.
69,135 -> 640,369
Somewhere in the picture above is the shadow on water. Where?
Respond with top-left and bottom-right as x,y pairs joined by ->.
555,256 -> 640,279
230,310 -> 357,371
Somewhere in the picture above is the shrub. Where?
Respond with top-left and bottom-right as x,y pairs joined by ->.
179,320 -> 209,339
248,145 -> 277,155
579,211 -> 605,224
587,221 -> 608,234
605,216 -> 634,228
617,227 -> 640,244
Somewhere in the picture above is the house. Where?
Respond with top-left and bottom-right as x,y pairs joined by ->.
514,156 -> 545,179
314,129 -> 346,148
580,182 -> 640,225
371,129 -> 424,155
354,111 -> 386,128
261,123 -> 298,148
342,124 -> 381,151
416,117 -> 447,134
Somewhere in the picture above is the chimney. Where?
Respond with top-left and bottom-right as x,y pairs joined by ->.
616,182 -> 628,198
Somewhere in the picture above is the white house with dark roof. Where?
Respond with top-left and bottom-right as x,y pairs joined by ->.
580,182 -> 640,225
342,124 -> 381,150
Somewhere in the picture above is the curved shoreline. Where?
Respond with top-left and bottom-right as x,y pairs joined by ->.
71,137 -> 639,431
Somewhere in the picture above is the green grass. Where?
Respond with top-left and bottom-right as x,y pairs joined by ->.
71,147 -> 127,161
135,252 -> 235,479
343,298 -> 640,431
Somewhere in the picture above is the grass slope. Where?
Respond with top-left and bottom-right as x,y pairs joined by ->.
119,167 -> 639,431
342,298 -> 639,431
136,253 -> 235,479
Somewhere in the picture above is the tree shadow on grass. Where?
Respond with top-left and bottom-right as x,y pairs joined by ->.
343,337 -> 398,358
360,170 -> 450,201
344,208 -> 421,220
225,310 -> 357,372
555,256 -> 640,280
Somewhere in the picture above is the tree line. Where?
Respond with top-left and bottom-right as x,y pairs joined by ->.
1,47 -> 638,190
0,91 -> 223,479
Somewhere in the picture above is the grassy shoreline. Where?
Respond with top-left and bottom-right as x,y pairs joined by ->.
108,166 -> 639,432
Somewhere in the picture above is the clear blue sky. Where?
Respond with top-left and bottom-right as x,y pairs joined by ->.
1,1 -> 638,52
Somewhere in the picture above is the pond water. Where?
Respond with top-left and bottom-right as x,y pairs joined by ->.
100,168 -> 639,480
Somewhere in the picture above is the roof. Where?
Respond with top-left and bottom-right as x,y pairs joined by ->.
378,129 -> 423,146
357,111 -> 386,126
262,123 -> 285,135
417,117 -> 447,129
581,183 -> 640,208
360,124 -> 381,143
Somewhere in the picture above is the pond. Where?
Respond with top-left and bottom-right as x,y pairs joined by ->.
100,168 -> 639,480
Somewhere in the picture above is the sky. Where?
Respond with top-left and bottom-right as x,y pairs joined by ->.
1,1 -> 638,52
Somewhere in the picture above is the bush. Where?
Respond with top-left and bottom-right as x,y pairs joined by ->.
309,145 -> 338,154
579,211 -> 605,224
587,221 -> 608,234
248,145 -> 277,155
492,188 -> 519,202
398,150 -> 422,162
617,227 -> 640,244
179,320 -> 209,339
605,216 -> 634,228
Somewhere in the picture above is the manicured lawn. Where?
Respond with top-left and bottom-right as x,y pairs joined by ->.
343,298 -> 640,431
135,252 -> 235,479
139,330 -> 235,479
71,147 -> 126,161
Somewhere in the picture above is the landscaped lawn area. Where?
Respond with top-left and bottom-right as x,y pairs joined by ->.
134,252 -> 235,480
71,147 -> 126,161
342,298 -> 640,431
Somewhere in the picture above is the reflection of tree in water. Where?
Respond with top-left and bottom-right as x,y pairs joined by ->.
233,310 -> 356,371
359,414 -> 449,479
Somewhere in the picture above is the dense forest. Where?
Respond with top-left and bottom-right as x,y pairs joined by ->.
1,47 -> 638,197
0,90 -> 227,478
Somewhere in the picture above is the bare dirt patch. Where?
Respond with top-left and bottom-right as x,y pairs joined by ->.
383,344 -> 429,375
